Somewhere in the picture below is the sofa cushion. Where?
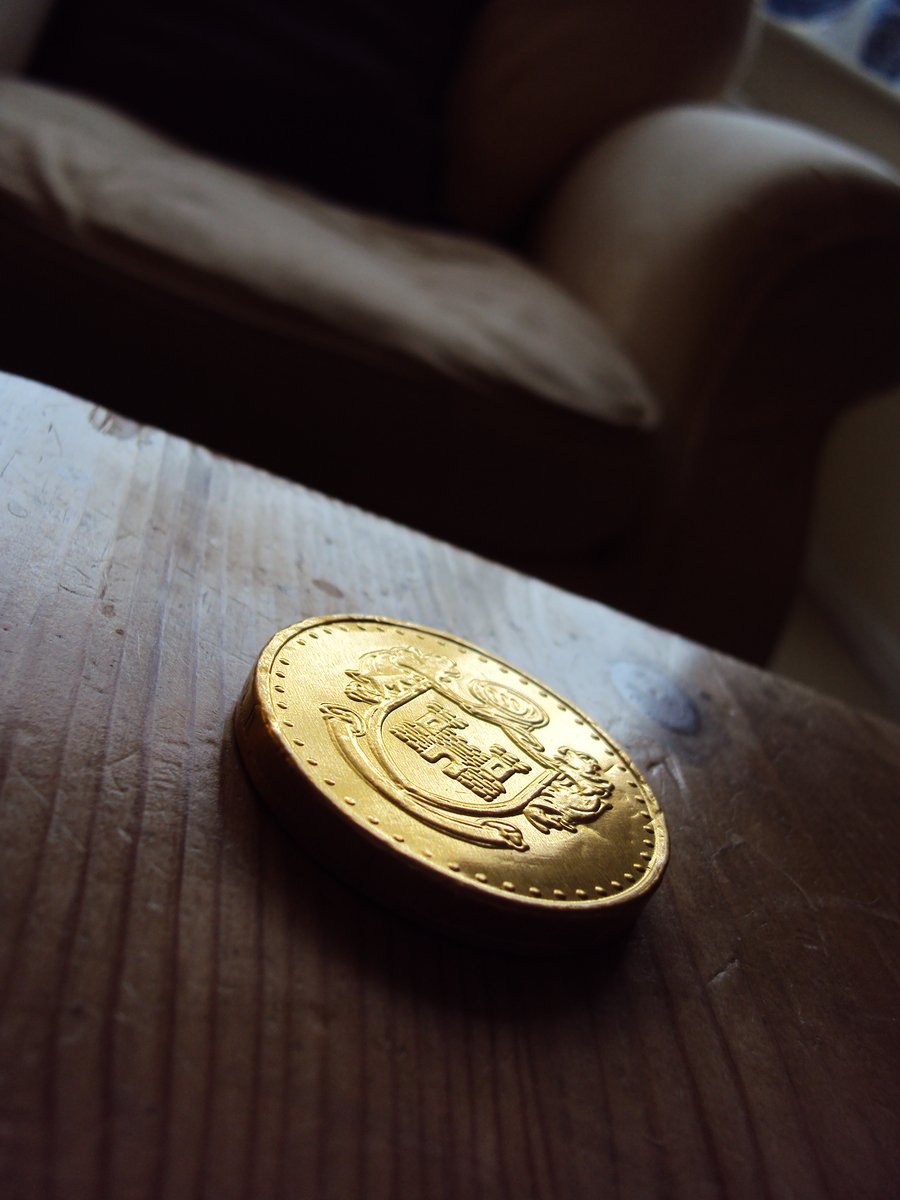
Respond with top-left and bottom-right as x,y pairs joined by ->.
28,0 -> 482,224
0,78 -> 656,430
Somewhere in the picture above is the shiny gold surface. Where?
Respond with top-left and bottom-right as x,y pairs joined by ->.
235,616 -> 668,947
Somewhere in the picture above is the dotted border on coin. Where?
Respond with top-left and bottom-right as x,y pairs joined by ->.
267,618 -> 660,904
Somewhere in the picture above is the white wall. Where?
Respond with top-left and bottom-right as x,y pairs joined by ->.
741,17 -> 900,716
807,389 -> 900,712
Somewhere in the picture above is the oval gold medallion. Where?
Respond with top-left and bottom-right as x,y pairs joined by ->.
234,615 -> 668,949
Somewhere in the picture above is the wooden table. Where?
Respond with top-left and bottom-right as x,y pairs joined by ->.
1,372 -> 898,1200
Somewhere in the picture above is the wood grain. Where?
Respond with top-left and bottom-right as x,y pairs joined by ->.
1,371 -> 898,1199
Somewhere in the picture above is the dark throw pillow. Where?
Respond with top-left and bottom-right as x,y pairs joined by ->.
28,0 -> 482,224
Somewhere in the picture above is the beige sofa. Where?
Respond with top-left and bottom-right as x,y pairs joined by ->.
1,0 -> 898,661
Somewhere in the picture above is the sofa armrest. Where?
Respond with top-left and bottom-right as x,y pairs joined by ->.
531,104 -> 900,660
531,104 -> 900,421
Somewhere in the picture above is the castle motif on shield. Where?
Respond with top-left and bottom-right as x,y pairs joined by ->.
391,701 -> 533,801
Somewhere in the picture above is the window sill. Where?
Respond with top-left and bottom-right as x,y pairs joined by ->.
738,16 -> 900,170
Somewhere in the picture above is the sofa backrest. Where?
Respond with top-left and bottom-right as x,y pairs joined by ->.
445,0 -> 757,236
0,0 -> 56,71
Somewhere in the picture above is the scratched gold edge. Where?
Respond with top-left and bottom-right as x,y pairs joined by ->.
233,614 -> 669,947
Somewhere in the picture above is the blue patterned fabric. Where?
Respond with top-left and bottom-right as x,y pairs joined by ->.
767,0 -> 855,16
861,0 -> 900,81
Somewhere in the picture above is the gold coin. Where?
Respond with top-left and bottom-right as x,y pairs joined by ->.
234,615 -> 668,949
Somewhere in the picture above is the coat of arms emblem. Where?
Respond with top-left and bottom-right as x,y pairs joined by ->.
321,644 -> 614,852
